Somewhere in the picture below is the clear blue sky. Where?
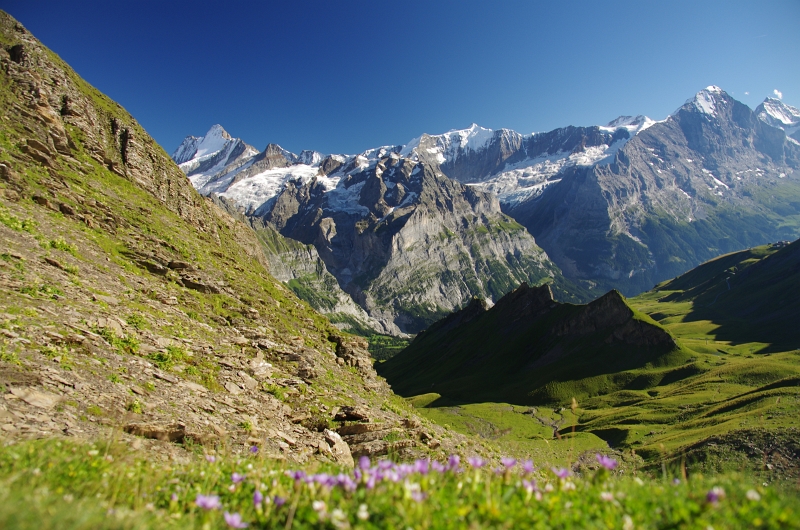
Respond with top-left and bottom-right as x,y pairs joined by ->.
5,1 -> 799,155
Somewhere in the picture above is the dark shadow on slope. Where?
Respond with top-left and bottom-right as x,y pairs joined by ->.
378,283 -> 689,407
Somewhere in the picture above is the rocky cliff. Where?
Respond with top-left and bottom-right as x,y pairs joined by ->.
262,153 -> 568,334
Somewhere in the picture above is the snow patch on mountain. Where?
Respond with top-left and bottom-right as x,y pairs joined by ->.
172,124 -> 232,164
219,164 -> 341,213
469,140 -> 626,207
400,123 -> 495,159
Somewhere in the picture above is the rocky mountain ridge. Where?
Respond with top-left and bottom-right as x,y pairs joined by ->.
511,86 -> 800,294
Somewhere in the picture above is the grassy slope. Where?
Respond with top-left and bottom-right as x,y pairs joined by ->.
393,241 -> 800,474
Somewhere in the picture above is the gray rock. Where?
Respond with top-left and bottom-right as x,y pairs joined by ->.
323,429 -> 354,468
9,387 -> 60,409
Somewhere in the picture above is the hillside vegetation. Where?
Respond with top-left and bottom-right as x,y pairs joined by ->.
384,241 -> 800,478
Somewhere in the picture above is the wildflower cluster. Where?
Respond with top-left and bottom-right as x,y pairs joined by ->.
3,439 -> 787,529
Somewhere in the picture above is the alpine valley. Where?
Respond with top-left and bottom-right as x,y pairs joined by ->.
2,8 -> 800,528
174,88 -> 800,335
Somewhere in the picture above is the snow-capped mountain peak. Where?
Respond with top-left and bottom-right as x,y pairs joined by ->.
678,86 -> 729,117
171,124 -> 234,165
757,97 -> 800,128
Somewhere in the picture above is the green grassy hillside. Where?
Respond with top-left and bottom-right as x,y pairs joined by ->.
387,240 -> 800,476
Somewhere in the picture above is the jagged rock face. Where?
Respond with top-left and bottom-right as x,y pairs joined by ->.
262,156 -> 561,334
509,87 -> 800,295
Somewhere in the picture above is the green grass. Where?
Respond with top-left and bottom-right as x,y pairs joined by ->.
0,438 -> 797,529
367,334 -> 409,361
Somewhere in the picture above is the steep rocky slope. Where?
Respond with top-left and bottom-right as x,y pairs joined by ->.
509,87 -> 800,295
378,283 -> 685,405
0,11 -> 472,465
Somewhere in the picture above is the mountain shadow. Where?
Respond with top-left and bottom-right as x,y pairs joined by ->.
377,284 -> 690,406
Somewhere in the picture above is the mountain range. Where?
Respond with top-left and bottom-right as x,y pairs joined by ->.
174,89 -> 800,335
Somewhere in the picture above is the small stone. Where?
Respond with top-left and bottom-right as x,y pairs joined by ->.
324,429 -> 354,468
92,294 -> 120,306
224,381 -> 243,395
238,371 -> 258,391
9,387 -> 60,409
59,203 -> 76,216
153,372 -> 179,384
275,430 -> 297,446
124,422 -> 186,442
155,337 -> 174,348
180,381 -> 208,394
334,406 -> 370,422
167,261 -> 193,271
32,195 -> 52,208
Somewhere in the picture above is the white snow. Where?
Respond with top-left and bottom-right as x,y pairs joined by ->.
400,123 -> 497,161
600,115 -> 660,135
711,177 -> 729,189
758,97 -> 800,138
673,86 -> 725,117
325,180 -> 370,216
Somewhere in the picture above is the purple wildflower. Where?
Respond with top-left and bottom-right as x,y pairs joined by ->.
431,461 -> 446,473
365,474 -> 378,490
195,494 -> 222,510
414,459 -> 430,475
286,470 -> 306,482
311,473 -> 331,487
706,486 -> 726,505
273,496 -> 286,507
410,490 -> 427,502
224,511 -> 249,528
596,454 -> 618,470
249,445 -> 259,454
447,454 -> 461,471
551,467 -> 571,479
359,456 -> 371,469
337,474 -> 357,492
231,473 -> 246,484
170,493 -> 178,502
467,456 -> 485,469
253,490 -> 264,506
672,478 -> 681,485
521,460 -> 535,474
501,457 -> 517,469
522,479 -> 538,494
205,455 -> 216,463
378,460 -> 394,471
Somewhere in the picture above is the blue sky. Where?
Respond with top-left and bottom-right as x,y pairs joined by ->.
5,0 -> 799,155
